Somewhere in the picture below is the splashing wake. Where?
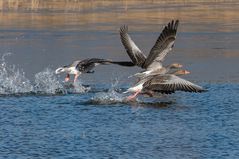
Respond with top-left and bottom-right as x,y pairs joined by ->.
0,53 -> 175,105
0,53 -> 89,96
89,79 -> 126,104
0,53 -> 33,95
34,68 -> 66,94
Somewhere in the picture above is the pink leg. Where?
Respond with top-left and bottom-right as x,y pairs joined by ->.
73,74 -> 80,83
126,90 -> 141,101
65,74 -> 70,82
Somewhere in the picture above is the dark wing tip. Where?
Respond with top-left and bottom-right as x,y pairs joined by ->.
188,85 -> 207,93
198,88 -> 208,93
164,19 -> 179,33
174,19 -> 179,31
120,25 -> 128,34
161,19 -> 180,37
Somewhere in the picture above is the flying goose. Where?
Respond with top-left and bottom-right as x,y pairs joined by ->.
124,69 -> 205,100
55,58 -> 134,83
120,20 -> 180,78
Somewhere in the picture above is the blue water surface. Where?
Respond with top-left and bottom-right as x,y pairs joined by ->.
1,1 -> 239,158
0,83 -> 239,159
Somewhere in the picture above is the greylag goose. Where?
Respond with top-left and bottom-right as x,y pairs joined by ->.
132,63 -> 182,78
120,20 -> 180,78
124,69 -> 205,100
55,58 -> 134,83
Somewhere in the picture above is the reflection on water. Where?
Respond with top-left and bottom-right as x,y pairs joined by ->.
0,1 -> 239,158
0,83 -> 239,158
0,1 -> 239,83
1,0 -> 239,32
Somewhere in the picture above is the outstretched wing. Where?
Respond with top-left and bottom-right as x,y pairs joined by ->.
120,25 -> 146,68
75,58 -> 111,72
70,60 -> 81,67
143,20 -> 179,69
143,74 -> 205,94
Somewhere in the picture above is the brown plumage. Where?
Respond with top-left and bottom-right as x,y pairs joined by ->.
125,70 -> 206,100
120,20 -> 179,74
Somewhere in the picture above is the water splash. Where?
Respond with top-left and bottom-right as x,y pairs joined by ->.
34,68 -> 66,94
0,53 -> 89,96
70,80 -> 90,93
90,89 -> 125,105
0,53 -> 33,95
90,78 -> 126,104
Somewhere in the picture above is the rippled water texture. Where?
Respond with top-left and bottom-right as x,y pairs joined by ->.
0,1 -> 239,158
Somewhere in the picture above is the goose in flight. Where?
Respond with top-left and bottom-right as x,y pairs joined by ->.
55,58 -> 134,83
124,69 -> 206,100
120,20 -> 181,78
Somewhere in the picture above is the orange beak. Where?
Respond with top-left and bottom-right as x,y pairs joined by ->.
178,64 -> 183,68
184,70 -> 190,74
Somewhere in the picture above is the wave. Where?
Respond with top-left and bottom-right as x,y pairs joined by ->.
89,89 -> 125,105
85,89 -> 177,106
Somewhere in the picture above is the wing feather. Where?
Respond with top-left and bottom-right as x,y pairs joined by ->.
120,25 -> 146,68
70,60 -> 81,67
143,20 -> 179,69
143,74 -> 205,93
